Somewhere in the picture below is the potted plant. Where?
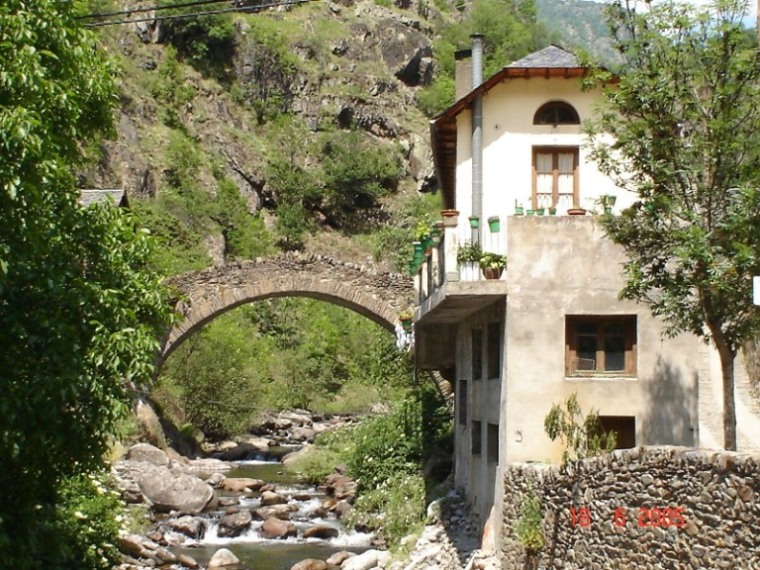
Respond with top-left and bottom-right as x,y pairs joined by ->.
549,206 -> 557,215
600,194 -> 617,214
487,215 -> 501,232
536,207 -> 545,216
479,252 -> 506,279
468,215 -> 480,229
399,310 -> 414,332
457,240 -> 482,281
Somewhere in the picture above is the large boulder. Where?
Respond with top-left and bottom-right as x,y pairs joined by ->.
137,466 -> 214,514
375,19 -> 432,86
134,399 -> 167,449
208,548 -> 240,569
326,551 -> 355,566
260,517 -> 297,540
126,443 -> 169,467
254,504 -> 297,520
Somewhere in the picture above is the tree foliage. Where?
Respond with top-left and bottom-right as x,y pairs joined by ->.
0,1 -> 173,564
585,0 -> 760,450
544,394 -> 616,464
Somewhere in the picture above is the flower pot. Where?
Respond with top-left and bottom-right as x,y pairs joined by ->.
487,216 -> 501,232
468,216 -> 480,229
604,206 -> 613,215
526,209 -> 535,216
441,210 -> 459,227
514,206 -> 524,216
412,241 -> 423,255
408,261 -> 418,276
549,207 -> 557,215
400,318 -> 413,332
536,208 -> 545,216
482,267 -> 504,280
567,207 -> 587,216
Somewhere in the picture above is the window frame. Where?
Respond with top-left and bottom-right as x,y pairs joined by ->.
533,101 -> 581,126
532,146 -> 579,210
565,315 -> 637,377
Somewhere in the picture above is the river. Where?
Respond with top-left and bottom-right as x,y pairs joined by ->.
168,448 -> 372,569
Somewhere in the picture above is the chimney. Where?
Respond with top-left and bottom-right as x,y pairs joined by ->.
471,34 -> 484,244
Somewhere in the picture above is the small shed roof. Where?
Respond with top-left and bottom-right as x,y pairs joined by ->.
79,188 -> 129,208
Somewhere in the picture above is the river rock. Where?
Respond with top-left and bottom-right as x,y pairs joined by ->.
261,490 -> 288,506
137,466 -> 214,514
282,444 -> 312,465
178,553 -> 201,569
291,427 -> 316,442
127,442 -> 170,466
326,551 -> 356,566
186,457 -> 233,472
220,477 -> 265,493
324,472 -> 357,501
206,472 -> 227,487
302,524 -> 339,539
208,547 -> 240,568
166,515 -> 206,539
261,517 -> 297,539
254,504 -> 297,520
342,549 -> 384,570
280,410 -> 313,426
218,509 -> 252,537
218,496 -> 240,508
290,559 -> 328,570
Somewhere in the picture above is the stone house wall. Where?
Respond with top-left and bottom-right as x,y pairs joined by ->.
501,447 -> 760,569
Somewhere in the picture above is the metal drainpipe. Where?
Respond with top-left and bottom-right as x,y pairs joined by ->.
471,34 -> 484,245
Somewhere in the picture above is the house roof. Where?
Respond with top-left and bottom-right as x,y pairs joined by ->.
79,188 -> 129,208
430,45 -> 588,209
506,45 -> 581,69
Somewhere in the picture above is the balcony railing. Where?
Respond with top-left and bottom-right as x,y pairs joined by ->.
413,215 -> 507,305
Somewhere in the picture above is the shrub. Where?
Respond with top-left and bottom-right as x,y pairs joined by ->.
515,485 -> 545,553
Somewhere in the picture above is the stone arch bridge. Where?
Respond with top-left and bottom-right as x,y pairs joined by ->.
160,253 -> 414,364
158,253 -> 453,401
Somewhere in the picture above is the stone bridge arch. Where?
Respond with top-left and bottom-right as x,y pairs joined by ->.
159,253 -> 415,366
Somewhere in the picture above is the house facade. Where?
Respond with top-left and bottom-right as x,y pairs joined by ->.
412,42 -> 760,541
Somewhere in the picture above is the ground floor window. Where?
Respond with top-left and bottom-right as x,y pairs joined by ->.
597,416 -> 636,449
566,315 -> 637,376
487,423 -> 499,463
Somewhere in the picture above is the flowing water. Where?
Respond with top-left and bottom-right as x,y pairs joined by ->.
169,448 -> 372,569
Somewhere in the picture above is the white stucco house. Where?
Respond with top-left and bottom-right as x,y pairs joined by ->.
412,41 -> 760,537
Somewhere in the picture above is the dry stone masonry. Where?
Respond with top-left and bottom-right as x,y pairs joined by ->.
501,446 -> 760,569
160,252 -> 414,363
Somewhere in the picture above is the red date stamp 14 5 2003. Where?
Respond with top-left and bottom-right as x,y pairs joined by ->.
569,506 -> 686,529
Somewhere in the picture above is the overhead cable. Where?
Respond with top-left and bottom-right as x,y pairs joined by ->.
83,0 -> 316,27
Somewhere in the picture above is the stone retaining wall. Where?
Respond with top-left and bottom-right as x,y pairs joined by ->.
501,446 -> 760,569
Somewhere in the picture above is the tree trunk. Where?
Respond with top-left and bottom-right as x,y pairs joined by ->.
715,338 -> 737,451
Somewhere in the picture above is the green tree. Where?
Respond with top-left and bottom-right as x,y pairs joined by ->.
0,1 -> 173,564
585,0 -> 760,450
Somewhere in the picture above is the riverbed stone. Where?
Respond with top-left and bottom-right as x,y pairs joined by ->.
302,524 -> 339,539
220,477 -> 265,493
326,551 -> 355,566
178,554 -> 201,569
342,549 -> 380,570
261,490 -> 289,506
166,515 -> 206,539
254,504 -> 297,520
290,559 -> 328,570
208,547 -> 240,568
219,509 -> 253,537
261,516 -> 297,539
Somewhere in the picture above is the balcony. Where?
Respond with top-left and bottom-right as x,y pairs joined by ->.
413,214 -> 508,326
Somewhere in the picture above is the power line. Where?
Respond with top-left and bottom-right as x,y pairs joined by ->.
77,0 -> 231,21
83,0 -> 316,28
84,0 -> 319,28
